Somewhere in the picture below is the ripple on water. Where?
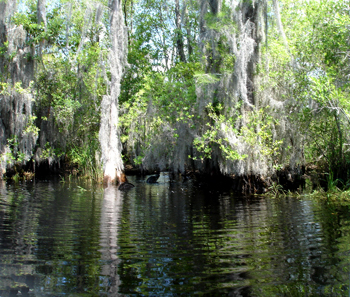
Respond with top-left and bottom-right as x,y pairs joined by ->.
0,179 -> 350,296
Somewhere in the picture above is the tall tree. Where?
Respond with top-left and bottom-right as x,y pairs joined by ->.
99,0 -> 128,184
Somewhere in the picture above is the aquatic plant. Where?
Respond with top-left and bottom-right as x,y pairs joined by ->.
268,182 -> 286,198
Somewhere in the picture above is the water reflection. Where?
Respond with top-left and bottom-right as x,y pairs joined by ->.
0,180 -> 106,296
99,184 -> 123,295
117,177 -> 350,296
0,180 -> 40,296
0,177 -> 349,296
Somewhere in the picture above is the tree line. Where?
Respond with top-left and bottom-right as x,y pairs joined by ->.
0,0 -> 349,192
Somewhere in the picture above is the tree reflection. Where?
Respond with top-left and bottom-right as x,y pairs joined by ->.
0,179 -> 350,296
100,184 -> 123,295
0,181 -> 40,296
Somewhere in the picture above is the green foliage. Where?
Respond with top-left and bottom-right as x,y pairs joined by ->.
205,6 -> 235,32
194,72 -> 219,85
11,172 -> 20,183
133,155 -> 144,166
40,142 -> 64,159
193,103 -> 246,161
67,137 -> 102,180
35,61 -> 81,133
193,104 -> 282,163
204,5 -> 236,73
0,41 -> 8,57
242,108 -> 283,159
267,182 -> 285,198
299,75 -> 349,178
260,0 -> 350,183
23,115 -> 40,136
0,82 -> 9,95
1,136 -> 29,165
13,3 -> 64,47
9,0 -> 110,178
120,61 -> 199,164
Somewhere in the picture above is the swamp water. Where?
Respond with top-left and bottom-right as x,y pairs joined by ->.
0,174 -> 350,296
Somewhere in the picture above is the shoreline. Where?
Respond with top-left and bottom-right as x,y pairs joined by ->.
1,160 -> 330,195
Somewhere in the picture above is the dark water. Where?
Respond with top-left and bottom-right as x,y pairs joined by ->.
0,174 -> 350,296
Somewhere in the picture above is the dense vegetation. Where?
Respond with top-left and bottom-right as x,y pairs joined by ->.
0,0 -> 349,193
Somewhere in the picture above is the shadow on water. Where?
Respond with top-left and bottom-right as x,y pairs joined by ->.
0,174 -> 350,296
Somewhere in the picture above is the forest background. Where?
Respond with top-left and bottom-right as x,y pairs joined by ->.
0,0 -> 349,193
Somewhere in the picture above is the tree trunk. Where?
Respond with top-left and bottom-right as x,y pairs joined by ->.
99,0 -> 128,184
175,0 -> 186,62
37,0 -> 46,57
182,1 -> 193,58
272,0 -> 290,53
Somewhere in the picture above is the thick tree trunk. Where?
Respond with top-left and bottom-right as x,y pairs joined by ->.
99,0 -> 128,184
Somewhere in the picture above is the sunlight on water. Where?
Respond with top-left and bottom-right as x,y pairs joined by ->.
0,175 -> 350,296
